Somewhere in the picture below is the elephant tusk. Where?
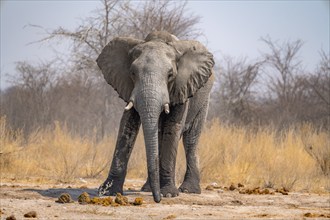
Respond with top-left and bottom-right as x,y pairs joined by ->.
124,101 -> 134,111
164,104 -> 170,114
171,34 -> 179,41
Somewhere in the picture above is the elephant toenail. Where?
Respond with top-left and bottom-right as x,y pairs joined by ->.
166,193 -> 172,198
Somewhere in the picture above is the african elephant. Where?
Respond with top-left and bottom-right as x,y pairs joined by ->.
97,31 -> 214,203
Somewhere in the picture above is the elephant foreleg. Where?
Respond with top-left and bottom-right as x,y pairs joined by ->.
159,103 -> 188,197
179,103 -> 208,194
98,108 -> 141,196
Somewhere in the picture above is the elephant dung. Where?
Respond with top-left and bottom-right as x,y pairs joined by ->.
78,192 -> 91,204
115,193 -> 128,205
133,197 -> 143,206
56,193 -> 74,203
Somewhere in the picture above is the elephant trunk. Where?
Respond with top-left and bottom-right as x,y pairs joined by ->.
134,81 -> 168,203
140,110 -> 161,203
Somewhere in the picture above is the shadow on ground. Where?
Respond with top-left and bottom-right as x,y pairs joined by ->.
23,188 -> 98,200
23,188 -> 144,200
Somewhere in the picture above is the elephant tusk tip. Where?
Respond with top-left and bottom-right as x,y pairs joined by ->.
125,101 -> 134,111
164,104 -> 170,114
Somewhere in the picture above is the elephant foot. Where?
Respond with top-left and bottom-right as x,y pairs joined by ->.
179,181 -> 201,194
141,180 -> 151,192
141,180 -> 179,197
160,184 -> 179,198
98,178 -> 123,196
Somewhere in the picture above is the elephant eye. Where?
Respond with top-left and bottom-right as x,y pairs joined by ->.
129,70 -> 136,81
130,63 -> 138,78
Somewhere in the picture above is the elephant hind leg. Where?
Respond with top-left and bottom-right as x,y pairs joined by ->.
179,103 -> 208,194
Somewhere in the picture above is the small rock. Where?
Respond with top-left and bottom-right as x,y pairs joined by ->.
163,214 -> 176,219
237,183 -> 244,188
260,188 -> 270,194
24,211 -> 37,218
79,178 -> 87,183
210,182 -> 222,189
205,185 -> 214,191
304,212 -> 312,217
6,215 -> 16,220
210,182 -> 218,187
229,184 -> 236,191
231,200 -> 243,205
252,187 -> 260,194
276,188 -> 289,195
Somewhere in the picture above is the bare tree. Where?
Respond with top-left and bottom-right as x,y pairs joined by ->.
33,0 -> 201,73
209,38 -> 328,129
121,0 -> 201,39
260,37 -> 307,128
3,0 -> 202,138
1,60 -> 122,139
308,50 -> 330,107
304,50 -> 330,128
3,61 -> 57,134
209,57 -> 263,124
261,37 -> 304,105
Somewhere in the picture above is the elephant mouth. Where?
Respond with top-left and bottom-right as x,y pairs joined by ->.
124,79 -> 171,115
124,101 -> 170,115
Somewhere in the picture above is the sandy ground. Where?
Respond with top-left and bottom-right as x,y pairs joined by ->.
0,179 -> 329,219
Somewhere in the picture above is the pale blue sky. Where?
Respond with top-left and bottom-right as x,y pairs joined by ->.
1,0 -> 329,89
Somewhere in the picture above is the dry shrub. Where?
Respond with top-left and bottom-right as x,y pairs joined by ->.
1,116 -> 328,192
300,123 -> 330,176
1,117 -> 115,182
0,116 -> 25,174
188,120 -> 328,192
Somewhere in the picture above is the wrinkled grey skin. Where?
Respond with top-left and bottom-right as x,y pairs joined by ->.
97,31 -> 214,203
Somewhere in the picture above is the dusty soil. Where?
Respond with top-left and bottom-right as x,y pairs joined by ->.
0,179 -> 329,219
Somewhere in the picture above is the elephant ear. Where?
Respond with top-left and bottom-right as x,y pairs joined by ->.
96,37 -> 143,102
170,41 -> 214,105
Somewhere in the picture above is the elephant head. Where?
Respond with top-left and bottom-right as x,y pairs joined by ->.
96,31 -> 214,202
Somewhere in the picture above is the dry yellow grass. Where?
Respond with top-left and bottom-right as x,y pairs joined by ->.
0,116 -> 329,192
1,117 -> 115,182
192,120 -> 329,192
